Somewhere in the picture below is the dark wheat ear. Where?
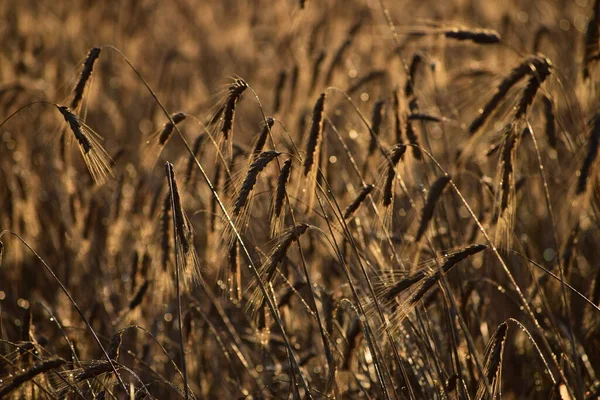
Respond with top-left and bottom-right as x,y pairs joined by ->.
71,47 -> 101,110
158,112 -> 186,146
469,55 -> 551,136
475,322 -> 508,400
302,92 -> 326,213
221,78 -> 248,156
415,175 -> 451,242
164,162 -> 201,290
405,120 -> 422,159
144,111 -> 186,169
577,113 -> 600,195
408,244 -> 487,306
271,158 -> 293,237
368,99 -> 386,156
382,144 -> 407,207
542,95 -> 557,149
377,245 -> 487,328
288,65 -> 299,108
128,280 -> 149,311
56,105 -> 113,185
0,358 -> 67,398
226,150 -> 281,246
443,28 -> 501,44
251,117 -> 275,160
514,58 -> 552,119
273,71 -> 286,114
343,184 -> 374,220
247,223 -> 310,315
405,52 -> 423,100
234,150 -> 281,219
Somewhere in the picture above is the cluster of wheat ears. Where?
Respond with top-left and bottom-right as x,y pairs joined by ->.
1,0 -> 600,398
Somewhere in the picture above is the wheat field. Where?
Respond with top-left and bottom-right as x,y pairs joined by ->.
0,0 -> 599,398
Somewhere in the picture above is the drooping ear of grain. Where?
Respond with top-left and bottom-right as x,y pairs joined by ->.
58,105 -> 92,153
304,93 -> 326,176
271,158 -> 293,237
71,47 -> 101,110
56,105 -> 113,184
265,224 -> 310,281
343,184 -> 374,220
249,223 -> 310,313
469,55 -> 550,135
382,244 -> 486,308
383,270 -> 427,302
234,150 -> 281,217
221,79 -> 248,157
302,93 -> 326,213
368,100 -> 385,156
542,95 -> 557,149
158,112 -> 186,146
165,162 -> 200,288
514,58 -> 552,119
443,28 -> 501,44
383,144 -> 407,207
475,322 -> 508,400
577,113 -> 600,194
0,358 -> 67,398
405,52 -> 423,99
165,163 -> 190,253
406,120 -> 422,159
273,71 -> 286,114
408,245 -> 486,306
129,280 -> 149,310
251,118 -> 275,159
408,113 -> 443,123
416,175 -> 451,241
